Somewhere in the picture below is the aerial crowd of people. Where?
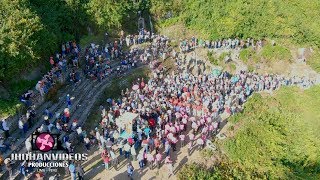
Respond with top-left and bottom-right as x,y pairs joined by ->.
0,28 -> 317,180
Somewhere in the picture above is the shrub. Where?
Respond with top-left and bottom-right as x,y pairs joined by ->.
207,51 -> 219,65
239,49 -> 250,63
261,45 -> 292,62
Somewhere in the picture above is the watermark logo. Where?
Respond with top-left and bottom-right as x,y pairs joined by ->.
11,132 -> 88,170
36,133 -> 55,152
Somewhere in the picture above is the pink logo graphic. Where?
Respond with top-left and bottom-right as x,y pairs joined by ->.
35,133 -> 55,152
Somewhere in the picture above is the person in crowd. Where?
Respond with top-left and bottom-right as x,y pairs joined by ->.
127,162 -> 134,179
2,119 -> 10,138
76,163 -> 85,180
69,161 -> 76,180
101,150 -> 110,170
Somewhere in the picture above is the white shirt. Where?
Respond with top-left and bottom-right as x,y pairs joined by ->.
84,138 -> 90,144
76,127 -> 82,135
18,120 -> 24,129
2,121 -> 9,131
25,140 -> 32,151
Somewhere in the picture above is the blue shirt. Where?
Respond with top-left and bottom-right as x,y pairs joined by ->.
144,128 -> 151,136
69,164 -> 75,173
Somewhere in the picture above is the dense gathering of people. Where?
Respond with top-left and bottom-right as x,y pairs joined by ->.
36,41 -> 81,97
179,37 -> 263,52
58,35 -> 316,179
1,27 -> 318,180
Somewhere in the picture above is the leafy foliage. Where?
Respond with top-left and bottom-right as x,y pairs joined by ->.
156,0 -> 320,47
261,44 -> 292,62
86,0 -> 151,33
225,86 -> 320,179
178,162 -> 254,179
207,51 -> 219,65
0,0 -> 44,81
0,0 -> 89,82
239,45 -> 292,65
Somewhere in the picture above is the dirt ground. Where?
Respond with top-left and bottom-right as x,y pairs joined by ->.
81,143 -> 203,180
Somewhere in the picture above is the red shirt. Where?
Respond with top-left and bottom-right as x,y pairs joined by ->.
148,118 -> 156,127
101,153 -> 110,163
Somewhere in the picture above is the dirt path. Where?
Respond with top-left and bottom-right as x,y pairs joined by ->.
84,143 -> 203,180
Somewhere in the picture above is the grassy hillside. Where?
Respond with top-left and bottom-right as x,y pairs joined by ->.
178,86 -> 320,179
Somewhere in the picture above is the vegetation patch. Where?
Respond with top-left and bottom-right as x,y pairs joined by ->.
45,83 -> 64,103
261,44 -> 292,62
224,86 -> 320,179
0,79 -> 38,117
307,51 -> 320,73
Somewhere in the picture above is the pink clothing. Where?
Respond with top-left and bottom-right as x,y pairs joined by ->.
209,125 -> 214,131
179,135 -> 185,141
156,154 -> 162,162
165,157 -> 172,164
213,122 -> 218,129
170,126 -> 176,133
175,125 -> 180,132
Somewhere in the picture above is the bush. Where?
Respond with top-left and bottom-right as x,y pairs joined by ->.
156,0 -> 320,47
207,51 -> 219,65
239,49 -> 251,63
261,44 -> 292,62
178,162 -> 254,180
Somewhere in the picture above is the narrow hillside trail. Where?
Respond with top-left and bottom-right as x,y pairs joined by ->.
1,61 -> 123,179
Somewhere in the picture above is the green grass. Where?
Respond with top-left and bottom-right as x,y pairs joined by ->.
207,51 -> 219,65
200,149 -> 215,158
307,51 -> 320,73
79,33 -> 105,48
219,52 -> 230,62
239,45 -> 292,66
239,48 -> 259,64
261,44 -> 292,62
224,86 -> 320,179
